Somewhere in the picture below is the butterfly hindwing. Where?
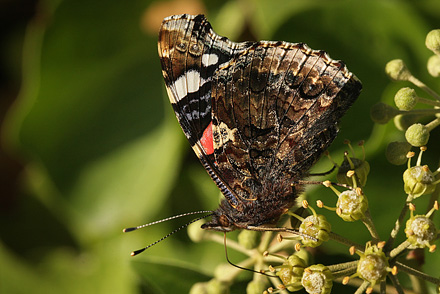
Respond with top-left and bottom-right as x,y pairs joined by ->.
211,41 -> 361,202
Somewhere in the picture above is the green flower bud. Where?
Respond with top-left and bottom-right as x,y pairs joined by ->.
394,113 -> 423,131
276,255 -> 307,292
426,29 -> 440,55
385,59 -> 412,81
403,165 -> 436,197
336,190 -> 369,222
246,280 -> 267,294
214,264 -> 233,281
405,123 -> 430,147
188,220 -> 207,243
337,157 -> 370,187
427,55 -> 440,77
190,282 -> 208,294
206,279 -> 230,294
370,102 -> 399,124
386,141 -> 412,165
357,245 -> 389,287
299,214 -> 331,247
405,215 -> 438,248
394,87 -> 418,111
301,264 -> 333,294
238,230 -> 260,249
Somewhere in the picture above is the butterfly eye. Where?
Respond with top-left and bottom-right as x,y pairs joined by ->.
219,214 -> 231,227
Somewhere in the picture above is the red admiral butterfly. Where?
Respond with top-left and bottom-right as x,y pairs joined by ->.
157,14 -> 361,237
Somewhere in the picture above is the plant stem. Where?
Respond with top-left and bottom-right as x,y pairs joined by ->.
328,260 -> 359,272
362,209 -> 380,242
426,117 -> 440,131
408,75 -> 440,101
380,281 -> 386,294
205,232 -> 254,256
329,231 -> 364,251
218,257 -> 255,282
389,274 -> 405,294
401,108 -> 440,115
418,96 -> 440,107
386,197 -> 411,250
354,281 -> 370,294
268,276 -> 289,294
389,240 -> 411,258
427,183 -> 440,216
331,266 -> 358,279
396,261 -> 440,285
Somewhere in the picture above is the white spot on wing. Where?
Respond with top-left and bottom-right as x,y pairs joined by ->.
172,70 -> 206,102
187,70 -> 202,93
173,73 -> 187,102
202,53 -> 219,67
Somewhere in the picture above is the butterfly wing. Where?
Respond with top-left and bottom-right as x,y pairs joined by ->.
211,42 -> 362,210
159,14 -> 362,229
158,14 -> 254,201
158,14 -> 250,157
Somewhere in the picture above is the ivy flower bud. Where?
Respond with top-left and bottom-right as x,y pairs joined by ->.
394,87 -> 418,111
405,123 -> 430,147
405,215 -> 438,248
403,165 -> 436,197
336,190 -> 368,222
370,102 -> 399,124
385,59 -> 412,81
246,280 -> 267,294
238,230 -> 260,249
206,278 -> 229,294
299,214 -> 331,247
426,29 -> 440,55
214,264 -> 233,281
189,282 -> 207,294
337,152 -> 370,187
427,55 -> 440,77
276,255 -> 307,292
386,141 -> 412,165
301,264 -> 333,294
357,244 -> 390,287
187,220 -> 207,243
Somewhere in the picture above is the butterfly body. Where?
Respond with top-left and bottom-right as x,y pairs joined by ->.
158,14 -> 362,232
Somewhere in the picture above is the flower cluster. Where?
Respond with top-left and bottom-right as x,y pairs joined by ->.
371,29 -> 440,149
187,139 -> 439,294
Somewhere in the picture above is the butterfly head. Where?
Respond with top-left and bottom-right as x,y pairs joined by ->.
201,205 -> 236,232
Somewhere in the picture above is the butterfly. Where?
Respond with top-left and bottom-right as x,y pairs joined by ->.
158,14 -> 362,234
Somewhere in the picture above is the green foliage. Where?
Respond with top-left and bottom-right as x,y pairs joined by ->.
1,0 -> 440,294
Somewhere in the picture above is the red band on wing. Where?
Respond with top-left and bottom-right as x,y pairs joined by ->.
200,122 -> 214,155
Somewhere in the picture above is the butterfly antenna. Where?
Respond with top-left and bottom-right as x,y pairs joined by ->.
123,211 -> 213,232
124,211 -> 214,256
222,233 -> 277,277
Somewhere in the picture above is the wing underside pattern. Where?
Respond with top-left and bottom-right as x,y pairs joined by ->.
158,14 -> 362,215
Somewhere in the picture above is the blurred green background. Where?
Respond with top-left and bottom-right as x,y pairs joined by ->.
1,0 -> 439,293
